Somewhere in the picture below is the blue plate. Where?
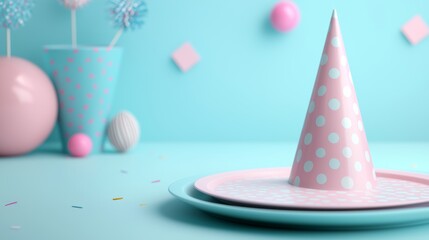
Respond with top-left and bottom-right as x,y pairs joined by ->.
169,176 -> 429,230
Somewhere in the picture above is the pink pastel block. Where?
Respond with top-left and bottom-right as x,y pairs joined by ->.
172,43 -> 200,72
401,15 -> 429,45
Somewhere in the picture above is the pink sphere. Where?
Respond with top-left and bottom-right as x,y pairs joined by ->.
271,1 -> 300,32
0,57 -> 58,156
68,133 -> 92,157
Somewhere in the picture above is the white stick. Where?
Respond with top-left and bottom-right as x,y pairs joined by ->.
6,28 -> 11,57
109,28 -> 123,48
71,9 -> 77,48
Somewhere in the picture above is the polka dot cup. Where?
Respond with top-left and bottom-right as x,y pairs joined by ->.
43,46 -> 123,154
289,11 -> 376,191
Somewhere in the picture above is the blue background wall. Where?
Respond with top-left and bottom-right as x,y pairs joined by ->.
2,0 -> 429,142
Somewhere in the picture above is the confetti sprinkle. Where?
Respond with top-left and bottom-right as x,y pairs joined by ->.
0,0 -> 34,29
151,180 -> 160,183
110,0 -> 148,30
72,205 -> 83,209
4,201 -> 17,206
113,197 -> 124,201
10,225 -> 21,230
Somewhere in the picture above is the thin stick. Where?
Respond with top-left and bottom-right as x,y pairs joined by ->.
71,9 -> 77,48
109,28 -> 123,48
6,28 -> 11,57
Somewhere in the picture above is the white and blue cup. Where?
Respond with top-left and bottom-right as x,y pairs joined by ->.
43,46 -> 123,154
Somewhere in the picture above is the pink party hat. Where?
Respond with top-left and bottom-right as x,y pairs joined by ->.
288,10 -> 376,191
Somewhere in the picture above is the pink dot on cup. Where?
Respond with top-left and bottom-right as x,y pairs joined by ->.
59,89 -> 65,95
78,113 -> 83,119
44,48 -> 49,53
98,110 -> 103,115
67,58 -> 74,63
68,133 -> 92,157
107,62 -> 112,67
69,96 -> 75,101
108,77 -> 113,81
64,66 -> 69,71
73,49 -> 79,53
83,104 -> 89,110
86,93 -> 92,99
88,119 -> 94,124
67,108 -> 74,113
93,84 -> 97,89
76,83 -> 81,89
78,67 -> 83,72
99,98 -> 104,104
97,57 -> 103,63
50,59 -> 55,65
102,118 -> 107,123
67,122 -> 73,128
85,58 -> 91,62
60,101 -> 64,109
65,77 -> 71,83
93,47 -> 99,52
101,69 -> 107,75
103,89 -> 109,94
95,132 -> 101,137
53,70 -> 58,77
78,125 -> 83,130
89,73 -> 95,79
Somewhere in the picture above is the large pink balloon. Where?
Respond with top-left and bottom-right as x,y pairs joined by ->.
0,57 -> 58,156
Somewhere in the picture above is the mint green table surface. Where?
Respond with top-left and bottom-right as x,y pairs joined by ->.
1,143 -> 429,240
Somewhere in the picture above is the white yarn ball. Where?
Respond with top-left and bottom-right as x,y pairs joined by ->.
108,111 -> 140,152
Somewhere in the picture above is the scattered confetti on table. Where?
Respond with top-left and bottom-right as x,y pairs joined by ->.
401,15 -> 429,45
72,205 -> 83,209
10,225 -> 21,230
113,197 -> 124,201
151,180 -> 160,183
172,42 -> 200,72
4,201 -> 17,206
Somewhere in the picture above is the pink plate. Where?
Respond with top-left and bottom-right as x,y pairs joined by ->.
194,168 -> 429,210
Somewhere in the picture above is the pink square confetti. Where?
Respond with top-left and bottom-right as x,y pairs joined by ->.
172,43 -> 200,72
401,15 -> 429,45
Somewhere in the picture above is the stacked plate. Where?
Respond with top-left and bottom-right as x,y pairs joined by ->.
169,168 -> 429,230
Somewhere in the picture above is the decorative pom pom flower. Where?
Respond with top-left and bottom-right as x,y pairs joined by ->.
0,0 -> 34,29
110,0 -> 147,30
61,0 -> 90,10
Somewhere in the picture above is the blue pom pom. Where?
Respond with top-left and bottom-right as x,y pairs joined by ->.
110,0 -> 147,30
0,0 -> 34,29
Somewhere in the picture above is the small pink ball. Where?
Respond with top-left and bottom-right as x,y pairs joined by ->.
67,133 -> 92,157
270,1 -> 300,32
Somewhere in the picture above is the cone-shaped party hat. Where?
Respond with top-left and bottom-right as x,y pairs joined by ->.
288,10 -> 376,191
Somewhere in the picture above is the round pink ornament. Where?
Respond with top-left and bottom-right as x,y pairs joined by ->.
270,1 -> 300,32
0,57 -> 58,156
68,133 -> 92,157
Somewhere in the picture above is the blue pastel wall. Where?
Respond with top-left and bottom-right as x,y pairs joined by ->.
2,0 -> 429,142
